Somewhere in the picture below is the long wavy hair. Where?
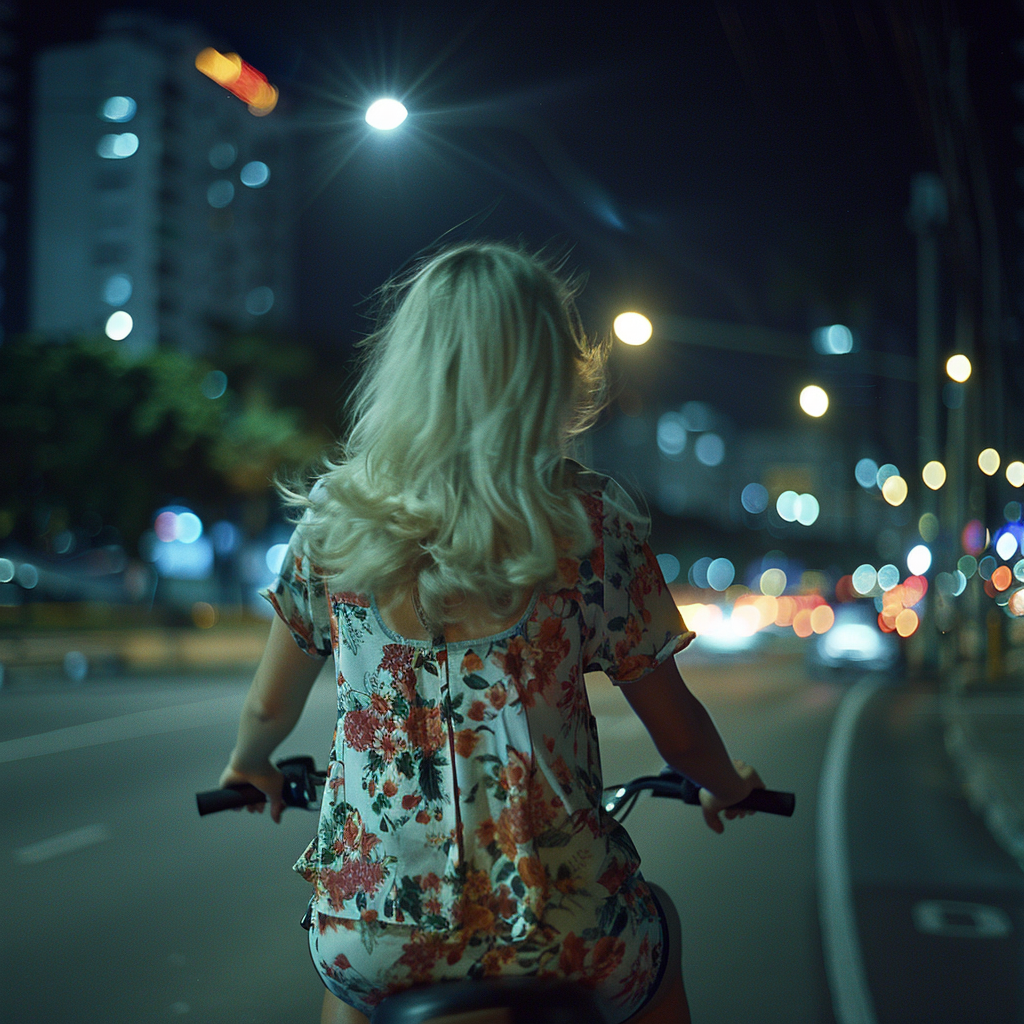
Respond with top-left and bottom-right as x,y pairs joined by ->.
280,239 -> 614,629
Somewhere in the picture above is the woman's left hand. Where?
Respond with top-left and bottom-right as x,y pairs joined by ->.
218,761 -> 287,823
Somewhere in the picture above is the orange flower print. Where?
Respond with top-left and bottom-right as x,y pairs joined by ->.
480,945 -> 517,976
454,728 -> 480,758
382,779 -> 398,797
475,817 -> 496,847
559,933 -> 587,976
467,699 -> 488,722
343,708 -> 379,751
517,855 -> 547,890
402,793 -> 421,810
487,684 -> 507,710
461,650 -> 484,674
404,705 -> 444,753
590,935 -> 626,983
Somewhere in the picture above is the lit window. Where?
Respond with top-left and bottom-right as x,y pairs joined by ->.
97,133 -> 139,159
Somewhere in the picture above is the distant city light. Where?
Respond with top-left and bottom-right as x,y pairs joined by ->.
812,324 -> 854,354
265,543 -> 289,574
918,513 -> 940,543
656,412 -> 686,456
100,96 -> 136,122
741,482 -> 769,514
97,133 -> 139,159
365,98 -> 408,130
881,475 -> 908,506
706,557 -> 735,591
245,286 -> 274,315
907,545 -> 932,576
995,530 -> 1019,561
1007,461 -> 1024,488
614,311 -> 653,346
877,563 -> 900,591
694,432 -> 725,467
209,142 -> 237,169
876,463 -> 899,488
852,564 -> 877,595
103,273 -> 132,306
689,556 -> 713,589
776,491 -> 819,525
240,160 -> 270,187
958,554 -> 978,578
656,553 -> 680,583
207,180 -> 234,208
759,567 -> 787,597
946,354 -> 972,382
855,458 -> 879,489
799,384 -> 829,417
195,47 -> 279,115
978,448 -> 1000,476
104,311 -> 133,340
922,461 -> 946,490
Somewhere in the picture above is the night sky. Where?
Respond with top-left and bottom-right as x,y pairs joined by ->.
12,1 -> 1022,436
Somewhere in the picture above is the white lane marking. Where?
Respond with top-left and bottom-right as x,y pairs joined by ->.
817,675 -> 883,1024
0,694 -> 241,764
14,823 -> 109,864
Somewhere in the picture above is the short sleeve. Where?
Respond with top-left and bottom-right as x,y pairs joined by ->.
582,481 -> 695,684
259,522 -> 333,658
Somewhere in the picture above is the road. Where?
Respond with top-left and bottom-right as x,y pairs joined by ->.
0,646 -> 1019,1023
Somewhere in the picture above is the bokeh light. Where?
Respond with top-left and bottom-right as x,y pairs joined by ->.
100,95 -> 136,122
978,448 -> 1000,476
945,354 -> 972,382
799,384 -> 829,417
812,324 -> 854,354
809,604 -> 835,634
876,463 -> 899,488
741,483 -> 769,514
694,433 -> 725,467
852,564 -> 877,595
1007,462 -> 1024,488
365,98 -> 408,130
978,556 -> 997,581
881,475 -> 908,506
240,161 -> 270,187
918,513 -> 939,543
103,273 -> 132,306
656,412 -> 686,457
759,567 -> 787,597
1006,502 -> 1022,523
1010,589 -> 1024,616
877,564 -> 900,591
907,545 -> 931,576
996,531 -> 1019,562
895,608 -> 919,637
689,556 -> 712,589
1015,559 -> 1024,583
706,557 -> 735,591
614,311 -> 653,346
961,520 -> 987,556
656,553 -> 680,583
992,565 -> 1013,592
855,458 -> 879,489
97,133 -> 138,159
922,461 -> 946,490
104,311 -> 133,341
958,554 -> 978,578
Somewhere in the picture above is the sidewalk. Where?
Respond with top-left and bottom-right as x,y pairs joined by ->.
941,665 -> 1024,874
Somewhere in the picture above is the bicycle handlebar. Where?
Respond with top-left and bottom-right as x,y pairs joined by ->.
197,758 -> 793,819
195,755 -> 326,817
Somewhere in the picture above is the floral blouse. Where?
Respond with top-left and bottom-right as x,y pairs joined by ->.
262,467 -> 694,945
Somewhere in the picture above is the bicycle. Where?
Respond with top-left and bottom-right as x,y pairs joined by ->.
197,759 -> 794,1023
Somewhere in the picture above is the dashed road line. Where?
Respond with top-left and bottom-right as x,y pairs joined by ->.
817,675 -> 884,1024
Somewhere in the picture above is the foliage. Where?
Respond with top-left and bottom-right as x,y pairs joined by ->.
0,335 -> 330,550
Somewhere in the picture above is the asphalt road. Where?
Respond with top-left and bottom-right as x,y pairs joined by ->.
1,647 -> 1018,1023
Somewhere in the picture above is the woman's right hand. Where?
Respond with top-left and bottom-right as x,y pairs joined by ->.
698,760 -> 765,834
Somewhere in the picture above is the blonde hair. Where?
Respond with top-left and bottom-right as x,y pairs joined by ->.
281,240 -> 613,628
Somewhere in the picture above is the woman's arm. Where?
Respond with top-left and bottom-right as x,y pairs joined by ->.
218,614 -> 328,822
619,653 -> 763,833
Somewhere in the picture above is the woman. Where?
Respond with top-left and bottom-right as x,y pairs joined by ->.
219,241 -> 765,1023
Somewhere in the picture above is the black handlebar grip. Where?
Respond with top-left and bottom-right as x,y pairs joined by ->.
195,782 -> 267,817
679,777 -> 795,817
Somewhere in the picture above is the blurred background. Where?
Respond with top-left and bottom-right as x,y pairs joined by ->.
1,2 -> 1022,1022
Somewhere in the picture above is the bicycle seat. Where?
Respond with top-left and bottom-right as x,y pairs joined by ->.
369,976 -> 613,1023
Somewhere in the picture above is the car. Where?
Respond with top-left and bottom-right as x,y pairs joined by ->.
807,601 -> 901,675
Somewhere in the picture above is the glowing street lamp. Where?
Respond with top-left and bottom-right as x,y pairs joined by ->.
799,384 -> 829,417
366,98 -> 408,130
613,311 -> 653,346
945,354 -> 972,383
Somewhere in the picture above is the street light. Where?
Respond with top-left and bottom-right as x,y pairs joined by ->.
365,98 -> 408,130
613,311 -> 652,346
799,384 -> 829,417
